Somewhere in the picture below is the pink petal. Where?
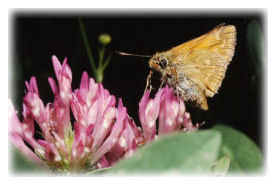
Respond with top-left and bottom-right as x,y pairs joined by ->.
48,77 -> 58,95
80,72 -> 89,91
25,80 -> 30,91
93,99 -> 126,163
175,99 -> 186,130
158,86 -> 180,135
9,100 -> 22,134
30,77 -> 39,94
9,100 -> 43,165
88,78 -> 99,102
96,156 -> 110,169
139,89 -> 162,142
92,106 -> 116,149
38,140 -> 61,163
52,55 -> 62,80
92,90 -> 116,149
10,133 -> 43,165
183,112 -> 195,131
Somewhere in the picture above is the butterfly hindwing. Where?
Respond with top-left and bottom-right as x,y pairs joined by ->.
178,51 -> 227,97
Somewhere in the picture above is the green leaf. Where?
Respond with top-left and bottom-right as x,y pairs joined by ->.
247,20 -> 264,82
10,146 -> 45,174
211,156 -> 230,176
97,130 -> 221,175
86,167 -> 111,176
212,124 -> 263,174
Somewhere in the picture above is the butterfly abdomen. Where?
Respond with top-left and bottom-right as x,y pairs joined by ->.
167,74 -> 208,110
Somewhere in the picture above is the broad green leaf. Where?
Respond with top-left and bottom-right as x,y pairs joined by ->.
247,20 -> 264,83
247,20 -> 264,66
10,146 -> 45,174
86,167 -> 111,176
211,156 -> 230,176
212,124 -> 263,174
99,130 -> 221,175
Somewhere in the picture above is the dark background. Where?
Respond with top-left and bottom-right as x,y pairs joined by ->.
10,11 -> 264,150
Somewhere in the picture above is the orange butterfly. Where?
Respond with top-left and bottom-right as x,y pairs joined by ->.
147,24 -> 237,110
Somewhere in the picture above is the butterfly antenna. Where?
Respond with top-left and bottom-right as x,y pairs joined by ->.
116,51 -> 152,58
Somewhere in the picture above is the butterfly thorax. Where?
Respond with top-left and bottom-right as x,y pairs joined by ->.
149,52 -> 208,110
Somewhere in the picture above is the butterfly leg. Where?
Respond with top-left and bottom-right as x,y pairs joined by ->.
159,75 -> 166,90
176,89 -> 180,98
171,68 -> 179,87
144,70 -> 153,93
170,68 -> 181,98
176,84 -> 185,100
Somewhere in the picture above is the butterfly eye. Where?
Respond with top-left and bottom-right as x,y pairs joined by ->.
159,57 -> 168,68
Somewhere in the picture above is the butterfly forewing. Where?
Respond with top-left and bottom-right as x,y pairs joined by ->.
169,24 -> 236,97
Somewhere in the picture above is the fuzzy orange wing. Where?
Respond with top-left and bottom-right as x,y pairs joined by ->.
171,24 -> 236,97
170,24 -> 236,63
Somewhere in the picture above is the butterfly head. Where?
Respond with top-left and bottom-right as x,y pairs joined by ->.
149,53 -> 169,73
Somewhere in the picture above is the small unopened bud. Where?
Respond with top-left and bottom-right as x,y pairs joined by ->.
98,34 -> 111,46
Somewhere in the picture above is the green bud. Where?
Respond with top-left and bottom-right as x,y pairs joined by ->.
98,34 -> 111,46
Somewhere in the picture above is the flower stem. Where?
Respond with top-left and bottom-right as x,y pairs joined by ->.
98,47 -> 105,68
102,54 -> 112,70
78,18 -> 97,80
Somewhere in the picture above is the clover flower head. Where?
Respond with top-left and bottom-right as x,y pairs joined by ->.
9,56 -> 198,173
9,56 -> 141,172
139,85 -> 198,143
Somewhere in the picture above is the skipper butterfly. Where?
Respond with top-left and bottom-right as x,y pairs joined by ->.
119,24 -> 236,110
